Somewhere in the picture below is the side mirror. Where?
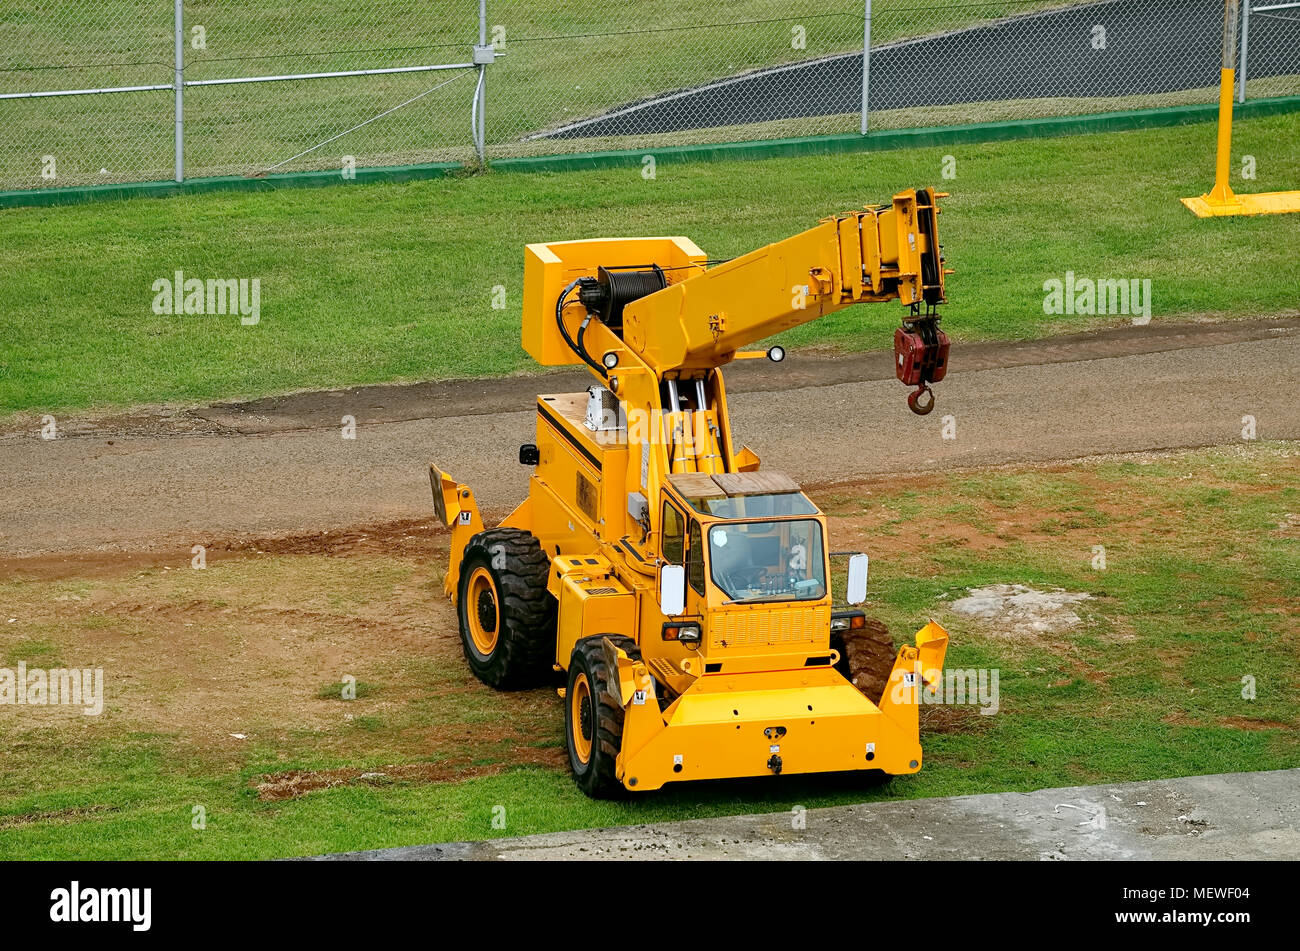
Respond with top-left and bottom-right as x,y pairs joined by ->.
659,564 -> 686,617
846,553 -> 869,606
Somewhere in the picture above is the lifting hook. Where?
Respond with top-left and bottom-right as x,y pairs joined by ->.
908,384 -> 936,416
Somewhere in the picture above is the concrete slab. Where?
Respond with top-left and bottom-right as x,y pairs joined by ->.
319,768 -> 1300,861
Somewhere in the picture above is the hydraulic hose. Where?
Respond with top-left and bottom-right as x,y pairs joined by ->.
556,279 -> 606,377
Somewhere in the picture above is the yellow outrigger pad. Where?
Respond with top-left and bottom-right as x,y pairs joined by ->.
1181,190 -> 1300,218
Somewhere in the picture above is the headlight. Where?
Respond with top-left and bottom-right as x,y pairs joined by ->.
831,611 -> 867,633
662,621 -> 702,644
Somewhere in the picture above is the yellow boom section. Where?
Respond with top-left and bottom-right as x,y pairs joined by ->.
522,188 -> 946,374
625,188 -> 945,372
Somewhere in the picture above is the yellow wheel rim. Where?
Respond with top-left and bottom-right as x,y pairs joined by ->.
571,672 -> 593,764
466,566 -> 499,656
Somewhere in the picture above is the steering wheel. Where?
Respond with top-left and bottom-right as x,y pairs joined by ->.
720,565 -> 764,592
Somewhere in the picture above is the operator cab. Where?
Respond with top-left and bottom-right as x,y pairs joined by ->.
662,472 -> 827,606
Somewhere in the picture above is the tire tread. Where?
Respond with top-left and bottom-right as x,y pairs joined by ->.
457,527 -> 556,689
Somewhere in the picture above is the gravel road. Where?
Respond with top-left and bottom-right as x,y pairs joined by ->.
1,318 -> 1297,557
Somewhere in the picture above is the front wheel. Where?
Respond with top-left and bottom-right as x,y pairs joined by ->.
830,617 -> 896,705
565,635 -> 638,799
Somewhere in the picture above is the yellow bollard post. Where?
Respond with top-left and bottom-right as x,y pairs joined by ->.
1205,67 -> 1241,208
1182,0 -> 1300,217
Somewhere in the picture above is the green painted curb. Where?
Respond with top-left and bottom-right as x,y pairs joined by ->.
3,95 -> 1298,210
0,160 -> 466,209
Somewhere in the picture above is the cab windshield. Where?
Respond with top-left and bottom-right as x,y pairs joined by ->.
708,518 -> 826,603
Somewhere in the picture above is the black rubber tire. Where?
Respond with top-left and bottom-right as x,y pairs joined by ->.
832,621 -> 898,787
859,769 -> 895,788
830,631 -> 854,683
456,528 -> 556,690
565,635 -> 638,799
830,617 -> 896,704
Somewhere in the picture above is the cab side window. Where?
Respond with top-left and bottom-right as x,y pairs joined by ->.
662,502 -> 685,564
687,519 -> 706,595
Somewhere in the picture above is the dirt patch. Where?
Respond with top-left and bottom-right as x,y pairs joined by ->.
0,528 -> 568,773
1063,656 -> 1111,685
1154,647 -> 1193,687
0,517 -> 451,583
920,704 -> 993,736
1219,716 -> 1294,731
0,548 -> 200,583
220,517 -> 448,560
1162,713 -> 1294,732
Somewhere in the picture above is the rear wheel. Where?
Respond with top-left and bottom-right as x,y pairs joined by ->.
565,635 -> 638,799
456,528 -> 555,689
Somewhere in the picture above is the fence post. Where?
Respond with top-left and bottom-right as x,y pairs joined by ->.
1237,0 -> 1250,102
475,0 -> 487,163
174,0 -> 184,182
860,0 -> 872,134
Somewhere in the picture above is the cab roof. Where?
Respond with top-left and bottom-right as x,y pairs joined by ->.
668,471 -> 801,498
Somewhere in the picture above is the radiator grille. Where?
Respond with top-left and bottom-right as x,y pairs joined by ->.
708,607 -> 820,649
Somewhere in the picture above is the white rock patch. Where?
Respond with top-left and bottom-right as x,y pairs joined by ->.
950,584 -> 1092,635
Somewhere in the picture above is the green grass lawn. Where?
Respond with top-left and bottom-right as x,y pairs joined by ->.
2,112 -> 1298,420
0,443 -> 1296,859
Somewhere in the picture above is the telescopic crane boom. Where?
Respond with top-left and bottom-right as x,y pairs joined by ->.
525,186 -> 948,393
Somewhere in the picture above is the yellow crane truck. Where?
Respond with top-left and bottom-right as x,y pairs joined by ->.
430,188 -> 952,797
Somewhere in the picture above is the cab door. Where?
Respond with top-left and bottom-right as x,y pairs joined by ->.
649,499 -> 706,653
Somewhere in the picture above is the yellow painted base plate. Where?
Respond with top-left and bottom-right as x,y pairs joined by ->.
1181,190 -> 1300,217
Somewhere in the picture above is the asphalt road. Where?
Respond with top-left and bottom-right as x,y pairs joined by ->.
1,318 -> 1296,558
540,0 -> 1300,139
319,767 -> 1300,860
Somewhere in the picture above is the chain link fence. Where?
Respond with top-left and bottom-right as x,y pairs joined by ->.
1,2 -> 174,187
182,1 -> 478,180
2,1 -> 1298,192
1,1 -> 482,189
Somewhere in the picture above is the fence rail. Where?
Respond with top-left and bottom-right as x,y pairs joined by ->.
1,1 -> 1297,192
